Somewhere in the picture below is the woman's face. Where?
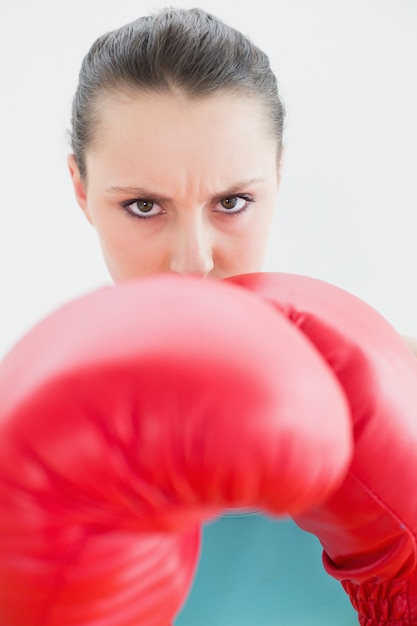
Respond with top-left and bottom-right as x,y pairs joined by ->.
68,91 -> 283,282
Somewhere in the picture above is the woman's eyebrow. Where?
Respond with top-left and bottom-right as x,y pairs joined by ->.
212,178 -> 264,197
105,186 -> 171,203
105,178 -> 264,200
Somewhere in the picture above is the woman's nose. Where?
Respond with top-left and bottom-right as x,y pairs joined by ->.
169,217 -> 214,277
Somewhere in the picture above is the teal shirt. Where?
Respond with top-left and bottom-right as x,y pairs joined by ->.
175,512 -> 357,625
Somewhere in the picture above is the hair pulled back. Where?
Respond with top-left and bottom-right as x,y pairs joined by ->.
70,7 -> 285,180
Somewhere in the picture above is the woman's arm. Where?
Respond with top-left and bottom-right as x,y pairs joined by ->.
403,336 -> 417,358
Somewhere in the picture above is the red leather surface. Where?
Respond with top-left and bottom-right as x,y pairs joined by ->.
229,272 -> 417,624
0,274 -> 351,625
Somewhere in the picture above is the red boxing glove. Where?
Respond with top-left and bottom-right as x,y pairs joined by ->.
0,274 -> 351,626
228,272 -> 417,625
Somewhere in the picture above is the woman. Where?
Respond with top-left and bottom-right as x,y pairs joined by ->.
1,7 -> 415,625
65,8 -> 356,624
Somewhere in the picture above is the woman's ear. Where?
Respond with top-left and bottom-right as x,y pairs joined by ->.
67,154 -> 93,224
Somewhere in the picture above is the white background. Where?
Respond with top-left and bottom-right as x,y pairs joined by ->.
0,0 -> 416,358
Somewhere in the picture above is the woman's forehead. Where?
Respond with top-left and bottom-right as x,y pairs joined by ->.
94,89 -> 274,143
85,91 -> 279,195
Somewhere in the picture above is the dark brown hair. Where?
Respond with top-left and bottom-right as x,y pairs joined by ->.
70,7 -> 286,180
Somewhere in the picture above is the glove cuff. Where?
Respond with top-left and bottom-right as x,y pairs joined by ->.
342,575 -> 417,625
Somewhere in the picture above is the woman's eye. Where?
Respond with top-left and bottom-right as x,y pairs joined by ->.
122,199 -> 163,218
217,196 -> 251,214
125,199 -> 157,216
122,200 -> 164,219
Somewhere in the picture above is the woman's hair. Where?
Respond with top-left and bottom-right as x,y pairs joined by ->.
70,7 -> 286,180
